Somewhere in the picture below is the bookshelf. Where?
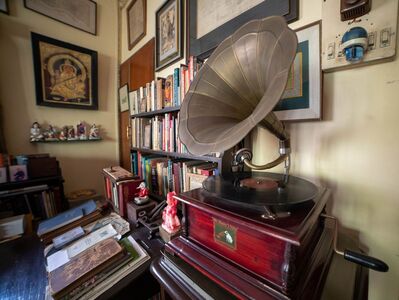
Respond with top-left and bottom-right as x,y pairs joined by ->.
0,175 -> 67,221
125,55 -> 218,199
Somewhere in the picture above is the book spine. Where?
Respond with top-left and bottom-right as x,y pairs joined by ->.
173,68 -> 179,106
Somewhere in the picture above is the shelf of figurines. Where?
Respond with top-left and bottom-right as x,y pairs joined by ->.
30,121 -> 102,143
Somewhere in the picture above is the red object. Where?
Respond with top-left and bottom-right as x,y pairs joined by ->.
162,191 -> 181,234
117,179 -> 143,217
170,188 -> 333,297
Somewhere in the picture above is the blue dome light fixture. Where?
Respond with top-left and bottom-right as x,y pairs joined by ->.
341,27 -> 368,62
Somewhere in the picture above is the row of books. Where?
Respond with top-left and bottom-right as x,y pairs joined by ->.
0,185 -> 62,221
129,56 -> 204,115
131,113 -> 187,153
131,153 -> 218,197
37,200 -> 149,300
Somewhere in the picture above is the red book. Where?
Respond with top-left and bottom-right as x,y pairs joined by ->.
117,179 -> 143,217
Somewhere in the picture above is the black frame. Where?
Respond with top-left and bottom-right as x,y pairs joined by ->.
187,0 -> 299,60
0,0 -> 9,15
31,32 -> 98,110
24,0 -> 97,35
155,0 -> 184,71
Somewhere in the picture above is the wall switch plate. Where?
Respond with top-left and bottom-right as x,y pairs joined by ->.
322,0 -> 398,72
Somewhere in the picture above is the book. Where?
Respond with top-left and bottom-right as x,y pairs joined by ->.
156,78 -> 165,110
164,75 -> 173,107
46,223 -> 119,272
0,214 -> 25,240
52,226 -> 84,250
49,238 -> 124,299
64,236 -> 150,300
83,212 -> 130,236
37,206 -> 84,236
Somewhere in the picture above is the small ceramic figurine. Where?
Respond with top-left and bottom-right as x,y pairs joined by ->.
89,124 -> 100,140
30,122 -> 44,142
134,182 -> 150,205
59,126 -> 68,141
77,121 -> 87,140
161,191 -> 181,234
67,126 -> 77,140
45,124 -> 58,141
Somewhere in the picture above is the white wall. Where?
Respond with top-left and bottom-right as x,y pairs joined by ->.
121,1 -> 398,298
0,0 -> 119,196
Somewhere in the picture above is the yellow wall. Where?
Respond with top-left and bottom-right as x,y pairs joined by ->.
252,1 -> 398,299
120,0 -> 398,298
0,0 -> 119,196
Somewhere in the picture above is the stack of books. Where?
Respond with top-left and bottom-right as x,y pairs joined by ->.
37,200 -> 106,245
37,201 -> 150,300
131,154 -> 218,197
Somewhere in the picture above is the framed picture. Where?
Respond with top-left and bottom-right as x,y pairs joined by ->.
0,0 -> 8,15
274,21 -> 322,121
24,0 -> 97,35
119,84 -> 129,112
187,0 -> 299,59
155,0 -> 183,71
31,32 -> 98,110
186,172 -> 207,191
127,0 -> 146,50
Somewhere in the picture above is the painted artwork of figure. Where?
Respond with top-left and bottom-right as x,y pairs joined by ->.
49,58 -> 86,102
161,191 -> 180,234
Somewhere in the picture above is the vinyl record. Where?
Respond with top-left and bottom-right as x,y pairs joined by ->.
203,172 -> 319,210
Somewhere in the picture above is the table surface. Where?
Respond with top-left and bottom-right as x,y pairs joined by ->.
0,226 -> 165,300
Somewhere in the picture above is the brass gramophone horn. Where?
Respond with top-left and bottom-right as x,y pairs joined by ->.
179,16 -> 298,171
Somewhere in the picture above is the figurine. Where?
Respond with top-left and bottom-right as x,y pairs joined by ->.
89,124 -> 100,140
67,126 -> 77,140
45,124 -> 58,141
59,126 -> 68,141
30,122 -> 44,142
77,121 -> 87,140
134,182 -> 150,205
161,191 -> 181,234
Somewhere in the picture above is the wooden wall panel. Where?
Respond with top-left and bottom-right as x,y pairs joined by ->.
119,39 -> 155,170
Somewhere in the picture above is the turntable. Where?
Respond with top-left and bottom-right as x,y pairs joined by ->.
154,16 -> 388,299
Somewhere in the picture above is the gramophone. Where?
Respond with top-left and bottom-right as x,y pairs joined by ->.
160,16 -> 388,299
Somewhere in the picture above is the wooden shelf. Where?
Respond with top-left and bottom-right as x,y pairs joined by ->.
131,106 -> 180,118
131,147 -> 222,163
31,138 -> 102,143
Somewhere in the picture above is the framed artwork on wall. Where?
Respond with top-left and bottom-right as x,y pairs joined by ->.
187,0 -> 299,59
0,0 -> 9,15
127,0 -> 146,50
155,0 -> 183,71
24,0 -> 97,35
31,32 -> 98,110
274,21 -> 322,121
119,84 -> 129,112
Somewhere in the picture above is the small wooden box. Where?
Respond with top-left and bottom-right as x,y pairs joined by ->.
127,200 -> 157,224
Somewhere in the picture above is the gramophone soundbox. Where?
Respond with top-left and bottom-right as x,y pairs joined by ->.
167,186 -> 334,299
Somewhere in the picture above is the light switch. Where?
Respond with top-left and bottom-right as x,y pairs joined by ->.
327,42 -> 335,59
368,32 -> 376,50
380,28 -> 391,47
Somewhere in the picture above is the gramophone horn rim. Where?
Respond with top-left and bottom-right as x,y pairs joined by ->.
178,16 -> 298,156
